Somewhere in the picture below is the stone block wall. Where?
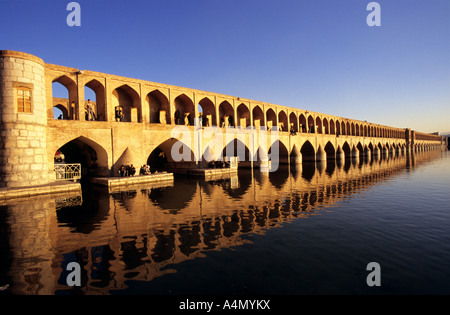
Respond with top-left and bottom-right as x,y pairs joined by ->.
0,51 -> 49,188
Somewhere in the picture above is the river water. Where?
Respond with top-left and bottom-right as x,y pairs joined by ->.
1,149 -> 449,295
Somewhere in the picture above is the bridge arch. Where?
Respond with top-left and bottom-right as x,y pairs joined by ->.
329,119 -> 335,135
198,97 -> 216,127
147,89 -> 170,124
147,138 -> 195,172
219,101 -> 234,128
342,142 -> 351,159
84,79 -> 106,121
266,108 -> 277,130
300,140 -> 315,162
278,110 -> 288,131
299,114 -> 307,133
222,138 -> 251,167
53,103 -> 69,120
307,115 -> 315,133
52,75 -> 78,119
268,140 -> 289,165
112,84 -> 142,123
323,118 -> 329,134
289,112 -> 298,133
55,136 -> 109,177
316,116 -> 323,134
252,105 -> 265,129
174,93 -> 195,126
236,103 -> 250,128
324,141 -> 336,160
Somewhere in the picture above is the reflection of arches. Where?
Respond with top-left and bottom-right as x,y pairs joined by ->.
198,97 -> 216,126
147,178 -> 197,211
112,85 -> 141,123
220,169 -> 251,199
300,140 -> 315,162
147,89 -> 170,124
56,136 -> 108,177
269,165 -> 289,189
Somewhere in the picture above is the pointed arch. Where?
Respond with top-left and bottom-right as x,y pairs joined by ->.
266,108 -> 277,130
236,103 -> 250,128
300,140 -> 315,161
85,79 -> 106,121
330,119 -> 335,135
56,135 -> 109,177
112,84 -> 142,123
323,117 -> 329,134
174,93 -> 195,126
147,89 -> 170,124
324,141 -> 336,160
278,110 -> 288,131
316,116 -> 323,134
299,114 -> 307,133
198,97 -> 216,126
252,105 -> 265,129
219,100 -> 234,128
306,115 -> 314,133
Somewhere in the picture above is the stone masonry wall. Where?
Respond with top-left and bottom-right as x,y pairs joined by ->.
0,51 -> 49,188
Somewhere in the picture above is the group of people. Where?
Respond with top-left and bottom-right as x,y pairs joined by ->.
118,164 -> 136,177
85,100 -> 126,122
118,164 -> 156,177
208,160 -> 231,169
139,164 -> 152,175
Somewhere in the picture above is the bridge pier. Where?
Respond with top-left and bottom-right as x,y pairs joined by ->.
336,147 -> 345,164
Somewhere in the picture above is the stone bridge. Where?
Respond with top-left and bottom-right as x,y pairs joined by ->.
0,50 -> 446,188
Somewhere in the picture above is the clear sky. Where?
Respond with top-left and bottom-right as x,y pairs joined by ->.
1,0 -> 449,133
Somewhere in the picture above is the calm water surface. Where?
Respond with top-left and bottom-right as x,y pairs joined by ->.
1,150 -> 449,295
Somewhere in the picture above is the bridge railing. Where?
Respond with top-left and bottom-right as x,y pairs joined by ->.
54,163 -> 81,181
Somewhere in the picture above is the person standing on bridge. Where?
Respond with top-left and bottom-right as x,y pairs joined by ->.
85,99 -> 96,121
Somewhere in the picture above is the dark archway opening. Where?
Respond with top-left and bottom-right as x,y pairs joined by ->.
147,147 -> 168,173
57,139 -> 105,179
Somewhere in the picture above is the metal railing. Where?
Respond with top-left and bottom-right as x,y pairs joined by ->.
54,163 -> 81,181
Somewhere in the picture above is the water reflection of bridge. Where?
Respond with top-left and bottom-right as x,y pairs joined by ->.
2,150 -> 441,294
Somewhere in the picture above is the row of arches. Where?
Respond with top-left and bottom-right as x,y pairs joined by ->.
55,131 -> 416,180
51,74 -> 404,139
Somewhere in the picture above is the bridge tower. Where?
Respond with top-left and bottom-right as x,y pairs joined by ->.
0,50 -> 49,188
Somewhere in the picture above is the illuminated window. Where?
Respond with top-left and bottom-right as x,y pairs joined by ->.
17,88 -> 32,113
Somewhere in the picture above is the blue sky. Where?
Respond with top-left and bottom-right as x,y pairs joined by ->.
1,0 -> 449,133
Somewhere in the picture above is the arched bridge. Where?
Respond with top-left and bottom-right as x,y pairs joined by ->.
45,61 -> 446,178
